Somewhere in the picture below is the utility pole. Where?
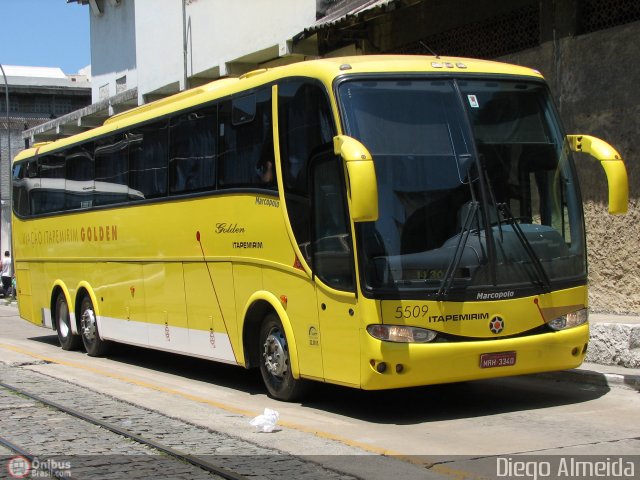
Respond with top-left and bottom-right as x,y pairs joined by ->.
0,64 -> 11,257
182,0 -> 188,91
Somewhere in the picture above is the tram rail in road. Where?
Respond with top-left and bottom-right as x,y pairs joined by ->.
0,367 -> 362,480
0,380 -> 249,480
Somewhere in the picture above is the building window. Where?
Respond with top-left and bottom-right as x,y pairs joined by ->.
99,84 -> 110,101
116,75 -> 127,94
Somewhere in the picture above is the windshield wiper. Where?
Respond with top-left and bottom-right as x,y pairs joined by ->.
437,200 -> 479,298
497,202 -> 551,292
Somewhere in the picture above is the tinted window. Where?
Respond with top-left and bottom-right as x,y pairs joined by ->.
65,145 -> 94,210
218,88 -> 275,189
278,80 -> 335,263
33,153 -> 66,214
169,106 -> 217,194
95,134 -> 132,205
129,121 -> 169,198
312,156 -> 354,291
12,161 -> 29,217
232,94 -> 256,125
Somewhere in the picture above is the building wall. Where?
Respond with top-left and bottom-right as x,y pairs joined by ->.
89,0 -> 137,102
499,21 -> 640,315
134,0 -> 183,100
186,0 -> 315,76
88,0 -> 316,104
134,0 -> 316,102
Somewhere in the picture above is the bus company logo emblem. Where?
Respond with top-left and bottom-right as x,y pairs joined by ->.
489,316 -> 504,334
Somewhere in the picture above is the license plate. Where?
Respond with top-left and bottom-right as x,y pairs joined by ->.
480,351 -> 516,368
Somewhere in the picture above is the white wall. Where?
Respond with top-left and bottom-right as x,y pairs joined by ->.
134,0 -> 184,102
86,0 -> 316,105
187,0 -> 316,76
89,0 -> 138,102
134,0 -> 316,103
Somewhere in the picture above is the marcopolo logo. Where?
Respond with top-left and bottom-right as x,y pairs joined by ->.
477,290 -> 515,300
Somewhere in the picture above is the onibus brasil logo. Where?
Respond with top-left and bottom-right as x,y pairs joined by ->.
6,456 -> 30,478
6,456 -> 71,478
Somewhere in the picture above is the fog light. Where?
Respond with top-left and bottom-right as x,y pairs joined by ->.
548,308 -> 589,331
376,362 -> 387,373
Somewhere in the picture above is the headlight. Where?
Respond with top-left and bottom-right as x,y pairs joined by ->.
548,308 -> 589,331
367,324 -> 438,343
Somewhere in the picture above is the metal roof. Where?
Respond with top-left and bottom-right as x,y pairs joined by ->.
308,0 -> 398,33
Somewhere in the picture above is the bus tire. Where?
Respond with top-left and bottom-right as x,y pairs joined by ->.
79,294 -> 110,357
258,313 -> 307,401
55,292 -> 81,351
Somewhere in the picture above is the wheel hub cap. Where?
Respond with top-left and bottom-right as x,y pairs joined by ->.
263,330 -> 287,377
81,309 -> 97,341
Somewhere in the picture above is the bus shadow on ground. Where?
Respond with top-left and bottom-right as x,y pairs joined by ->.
300,375 -> 611,425
28,335 -> 610,425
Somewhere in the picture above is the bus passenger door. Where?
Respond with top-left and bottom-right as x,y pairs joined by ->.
311,154 -> 361,387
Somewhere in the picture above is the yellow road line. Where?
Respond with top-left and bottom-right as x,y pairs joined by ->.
0,342 -> 398,454
0,341 -> 489,479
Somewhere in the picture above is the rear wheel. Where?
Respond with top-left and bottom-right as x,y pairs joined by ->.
258,313 -> 307,401
79,295 -> 110,356
55,293 -> 81,351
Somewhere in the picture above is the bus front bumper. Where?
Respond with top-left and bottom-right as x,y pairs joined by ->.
360,323 -> 589,390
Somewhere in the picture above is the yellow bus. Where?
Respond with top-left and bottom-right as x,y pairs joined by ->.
12,56 -> 628,400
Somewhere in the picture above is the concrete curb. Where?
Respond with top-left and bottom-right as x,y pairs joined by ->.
539,363 -> 640,391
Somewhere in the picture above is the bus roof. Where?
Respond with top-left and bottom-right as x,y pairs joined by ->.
14,55 -> 543,162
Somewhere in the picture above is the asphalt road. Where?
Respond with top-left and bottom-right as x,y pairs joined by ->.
1,304 -> 638,480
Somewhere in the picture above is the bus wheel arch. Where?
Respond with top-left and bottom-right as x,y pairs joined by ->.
241,295 -> 306,401
258,312 -> 308,401
242,299 -> 274,369
75,286 -> 110,357
51,285 -> 81,351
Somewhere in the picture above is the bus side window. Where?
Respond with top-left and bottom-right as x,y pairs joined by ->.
12,161 -> 30,217
95,134 -> 131,205
311,154 -> 355,291
65,144 -> 95,210
129,121 -> 169,199
169,106 -> 217,195
33,153 -> 66,215
278,79 -> 335,264
218,87 -> 275,189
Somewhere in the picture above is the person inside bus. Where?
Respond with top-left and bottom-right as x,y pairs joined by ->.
256,136 -> 277,188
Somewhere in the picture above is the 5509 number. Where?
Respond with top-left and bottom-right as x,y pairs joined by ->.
395,305 -> 429,319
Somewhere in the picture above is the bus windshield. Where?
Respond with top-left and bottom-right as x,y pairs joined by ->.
338,78 -> 586,298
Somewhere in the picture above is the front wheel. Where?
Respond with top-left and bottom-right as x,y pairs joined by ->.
258,313 -> 307,401
55,293 -> 81,351
79,295 -> 110,357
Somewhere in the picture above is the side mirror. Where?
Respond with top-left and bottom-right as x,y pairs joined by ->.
567,135 -> 628,214
333,135 -> 378,222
